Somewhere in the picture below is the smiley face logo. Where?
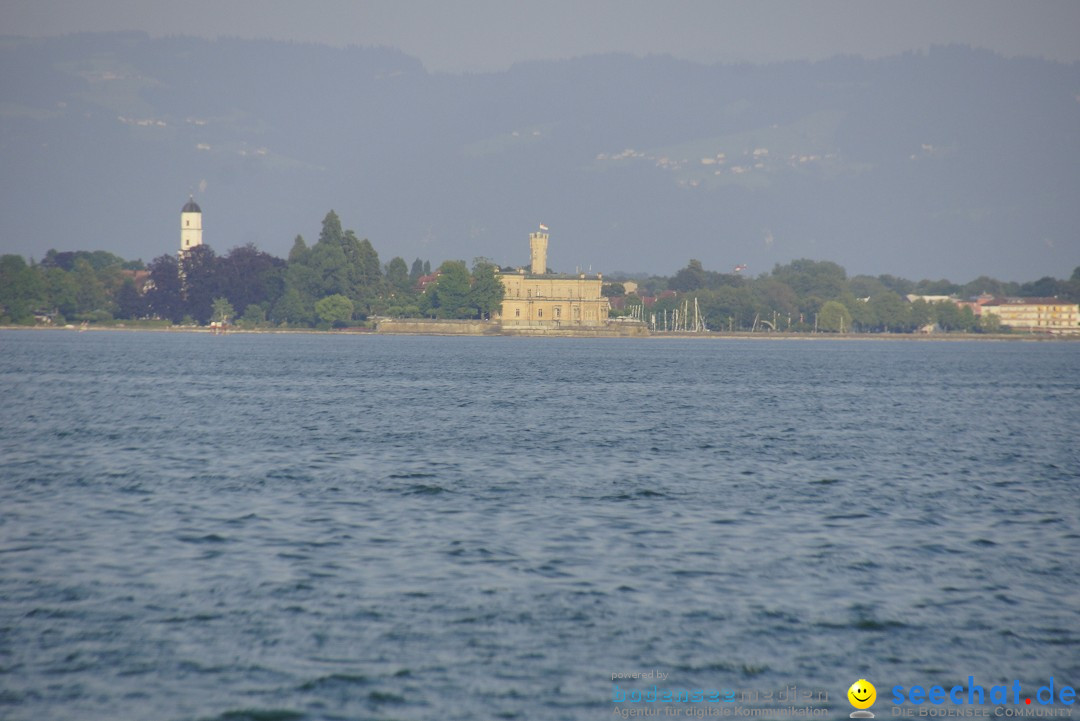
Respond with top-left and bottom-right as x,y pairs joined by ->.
848,679 -> 876,710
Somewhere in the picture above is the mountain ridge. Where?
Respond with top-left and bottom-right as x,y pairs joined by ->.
1,33 -> 1077,281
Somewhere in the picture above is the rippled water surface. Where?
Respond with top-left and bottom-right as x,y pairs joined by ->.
1,330 -> 1078,720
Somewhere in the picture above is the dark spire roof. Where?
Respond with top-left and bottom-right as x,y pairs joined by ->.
182,196 -> 201,213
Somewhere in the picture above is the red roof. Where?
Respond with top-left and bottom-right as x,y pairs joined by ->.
416,272 -> 440,292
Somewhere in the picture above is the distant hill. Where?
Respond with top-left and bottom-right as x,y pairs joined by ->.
1,33 -> 1077,280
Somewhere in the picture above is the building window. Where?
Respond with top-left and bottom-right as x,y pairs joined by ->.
538,309 -> 543,318
515,309 -> 520,317
554,307 -> 561,318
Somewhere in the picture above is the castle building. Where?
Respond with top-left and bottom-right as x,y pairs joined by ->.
496,229 -> 610,327
180,197 -> 203,253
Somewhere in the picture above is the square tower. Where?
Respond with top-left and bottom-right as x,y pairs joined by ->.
529,231 -> 548,275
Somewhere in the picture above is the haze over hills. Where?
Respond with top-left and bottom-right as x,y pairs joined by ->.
1,32 -> 1077,281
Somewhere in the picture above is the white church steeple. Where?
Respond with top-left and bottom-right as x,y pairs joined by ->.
180,196 -> 203,253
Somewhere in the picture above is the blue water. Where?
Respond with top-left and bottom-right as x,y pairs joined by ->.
1,330 -> 1078,720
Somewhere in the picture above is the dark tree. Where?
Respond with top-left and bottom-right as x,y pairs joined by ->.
180,245 -> 220,324
602,282 -> 626,297
115,278 -> 146,320
1019,276 -> 1067,298
670,259 -> 707,292
217,243 -> 285,316
410,257 -> 426,283
146,254 -> 184,322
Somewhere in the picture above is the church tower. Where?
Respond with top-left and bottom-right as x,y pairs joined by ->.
180,196 -> 203,253
529,229 -> 548,275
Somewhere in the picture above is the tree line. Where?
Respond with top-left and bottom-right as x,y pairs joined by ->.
606,259 -> 1080,333
0,211 -> 504,328
3,215 -> 1078,332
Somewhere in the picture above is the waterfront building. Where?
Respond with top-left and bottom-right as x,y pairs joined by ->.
496,229 -> 610,327
979,297 -> 1080,334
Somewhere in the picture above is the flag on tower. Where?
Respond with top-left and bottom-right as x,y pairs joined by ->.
539,223 -> 549,231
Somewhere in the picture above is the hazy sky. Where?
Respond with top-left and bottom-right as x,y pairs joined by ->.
4,0 -> 1079,72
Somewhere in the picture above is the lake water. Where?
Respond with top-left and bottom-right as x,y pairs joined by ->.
1,330 -> 1078,720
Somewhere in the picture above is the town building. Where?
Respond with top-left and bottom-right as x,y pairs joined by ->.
496,229 -> 610,327
978,297 -> 1080,334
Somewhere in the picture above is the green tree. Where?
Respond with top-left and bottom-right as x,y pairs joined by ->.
72,257 -> 108,316
341,231 -> 384,314
468,259 -> 505,320
671,259 -> 707,292
867,292 -> 911,332
238,303 -> 266,329
849,275 -> 889,299
695,286 -> 755,330
750,277 -> 800,319
271,286 -> 314,326
933,301 -> 961,331
288,235 -> 309,263
425,261 -> 471,318
43,266 -> 78,318
211,297 -> 235,324
818,300 -> 852,332
959,276 -> 1017,299
315,293 -> 354,326
979,312 -> 1003,333
876,274 -> 915,296
410,257 -> 426,283
958,305 -> 977,331
318,210 -> 344,246
0,255 -> 45,323
772,259 -> 848,305
306,238 -> 350,297
909,299 -> 934,330
386,257 -> 411,295
914,278 -> 958,295
1068,267 -> 1080,302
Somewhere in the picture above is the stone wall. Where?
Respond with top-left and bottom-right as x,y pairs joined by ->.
376,319 -> 501,335
376,318 -> 649,337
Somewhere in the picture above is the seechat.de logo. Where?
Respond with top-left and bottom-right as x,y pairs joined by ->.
849,679 -> 877,718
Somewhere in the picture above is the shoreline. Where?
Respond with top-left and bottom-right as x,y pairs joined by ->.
2,324 -> 1076,341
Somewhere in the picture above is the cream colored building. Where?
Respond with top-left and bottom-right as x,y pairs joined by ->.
980,297 -> 1080,334
496,230 -> 610,327
180,197 -> 203,253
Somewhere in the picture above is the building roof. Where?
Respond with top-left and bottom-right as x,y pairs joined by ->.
182,197 -> 201,213
982,296 -> 1075,307
496,271 -> 603,280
